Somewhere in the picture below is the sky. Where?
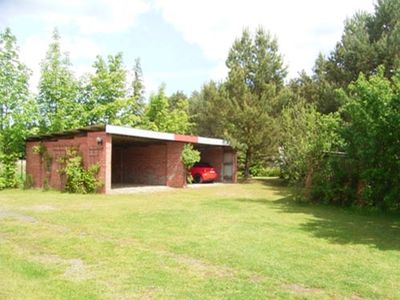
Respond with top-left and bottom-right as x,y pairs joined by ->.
0,0 -> 375,97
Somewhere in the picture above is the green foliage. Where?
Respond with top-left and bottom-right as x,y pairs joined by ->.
0,27 -> 32,156
37,29 -> 82,133
323,0 -> 400,89
288,56 -> 342,114
143,86 -> 191,134
224,28 -> 287,178
0,28 -> 32,189
279,101 -> 343,196
189,81 -> 228,137
340,68 -> 400,209
0,153 -> 18,189
285,67 -> 400,210
181,144 -> 200,169
86,53 -> 127,124
290,0 -> 400,115
58,148 -> 101,194
83,53 -> 144,127
181,144 -> 200,183
309,154 -> 359,206
168,90 -> 187,111
250,165 -> 280,177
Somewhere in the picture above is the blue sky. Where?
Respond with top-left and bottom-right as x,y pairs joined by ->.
0,0 -> 374,97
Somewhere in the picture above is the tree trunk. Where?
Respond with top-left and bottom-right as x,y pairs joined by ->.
244,149 -> 252,180
304,164 -> 313,200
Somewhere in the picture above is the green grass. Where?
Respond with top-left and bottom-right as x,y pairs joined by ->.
0,178 -> 399,299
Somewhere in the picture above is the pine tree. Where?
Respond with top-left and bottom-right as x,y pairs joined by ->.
224,28 -> 287,178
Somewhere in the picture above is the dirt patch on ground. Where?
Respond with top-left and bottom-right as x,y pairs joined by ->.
114,237 -> 263,281
64,258 -> 90,281
284,283 -> 324,295
249,274 -> 265,283
137,286 -> 161,300
187,183 -> 225,189
0,210 -> 37,223
348,295 -> 363,300
33,254 -> 92,281
26,205 -> 58,212
110,185 -> 173,194
169,254 -> 235,278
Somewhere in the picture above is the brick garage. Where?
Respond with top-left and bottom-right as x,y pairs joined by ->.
26,125 -> 237,193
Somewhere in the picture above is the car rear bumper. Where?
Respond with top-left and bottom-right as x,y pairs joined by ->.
202,172 -> 218,182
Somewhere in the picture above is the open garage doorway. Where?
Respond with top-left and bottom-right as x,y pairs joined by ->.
111,135 -> 169,188
193,145 -> 237,183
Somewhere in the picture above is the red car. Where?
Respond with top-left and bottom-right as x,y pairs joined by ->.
190,162 -> 218,183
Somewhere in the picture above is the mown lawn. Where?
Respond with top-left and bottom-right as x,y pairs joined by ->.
0,179 -> 399,299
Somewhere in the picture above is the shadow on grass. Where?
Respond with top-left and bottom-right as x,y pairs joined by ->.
237,178 -> 400,251
240,177 -> 290,199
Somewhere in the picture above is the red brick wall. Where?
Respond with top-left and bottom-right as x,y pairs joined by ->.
112,143 -> 168,185
25,131 -> 108,192
26,142 -> 43,188
166,142 -> 185,187
111,146 -> 123,183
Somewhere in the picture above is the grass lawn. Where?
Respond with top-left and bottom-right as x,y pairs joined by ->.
0,178 -> 399,299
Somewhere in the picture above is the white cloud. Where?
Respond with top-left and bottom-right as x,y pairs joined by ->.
19,33 -> 103,91
19,35 -> 48,92
11,0 -> 150,34
4,0 -> 150,91
155,0 -> 375,79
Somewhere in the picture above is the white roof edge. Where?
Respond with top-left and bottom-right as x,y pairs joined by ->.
197,137 -> 230,146
105,125 -> 231,147
106,125 -> 175,141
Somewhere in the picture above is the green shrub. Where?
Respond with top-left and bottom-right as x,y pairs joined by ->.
339,69 -> 400,209
58,148 -> 102,194
250,165 -> 280,177
0,153 -> 19,189
309,155 -> 358,206
181,144 -> 200,183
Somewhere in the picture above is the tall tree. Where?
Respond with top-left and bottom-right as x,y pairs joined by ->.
37,29 -> 80,133
118,57 -> 145,126
85,53 -> 143,126
132,57 -> 145,105
0,27 -> 32,155
327,12 -> 376,87
291,0 -> 400,115
86,53 -> 127,125
143,85 -> 191,134
288,54 -> 341,114
168,90 -> 187,111
189,81 -> 228,137
224,28 -> 287,178
325,0 -> 400,88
